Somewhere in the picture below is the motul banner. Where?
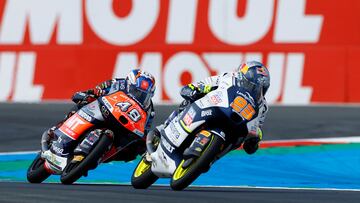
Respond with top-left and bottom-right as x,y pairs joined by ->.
0,0 -> 359,104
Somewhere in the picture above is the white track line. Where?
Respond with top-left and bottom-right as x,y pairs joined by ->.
188,185 -> 360,192
73,182 -> 360,192
0,150 -> 38,155
263,136 -> 360,144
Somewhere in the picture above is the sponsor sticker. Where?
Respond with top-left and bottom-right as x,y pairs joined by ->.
101,97 -> 114,112
199,137 -> 209,145
182,107 -> 196,126
133,129 -> 144,137
52,145 -> 64,154
88,103 -> 97,110
257,67 -> 268,76
236,91 -> 255,106
73,155 -> 84,162
78,110 -> 92,122
119,80 -> 126,90
201,109 -> 212,117
183,113 -> 193,126
210,94 -> 222,105
194,136 -> 209,146
169,123 -> 181,139
162,139 -> 175,153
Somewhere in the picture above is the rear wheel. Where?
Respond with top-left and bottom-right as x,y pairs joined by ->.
131,156 -> 158,189
27,153 -> 51,183
60,134 -> 112,184
170,135 -> 224,190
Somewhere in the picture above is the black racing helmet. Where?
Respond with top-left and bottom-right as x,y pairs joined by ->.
235,61 -> 270,101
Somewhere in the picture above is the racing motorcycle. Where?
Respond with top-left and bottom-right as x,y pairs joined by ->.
131,74 -> 260,190
27,90 -> 148,184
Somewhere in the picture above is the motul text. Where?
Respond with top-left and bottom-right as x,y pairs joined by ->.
0,0 -> 359,103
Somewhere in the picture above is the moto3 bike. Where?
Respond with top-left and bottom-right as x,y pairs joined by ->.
131,74 -> 260,190
27,90 -> 147,184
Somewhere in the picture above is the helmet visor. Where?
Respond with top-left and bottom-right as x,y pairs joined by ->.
239,75 -> 263,101
128,84 -> 152,108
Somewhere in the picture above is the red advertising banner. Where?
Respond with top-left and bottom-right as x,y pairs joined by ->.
0,0 -> 359,104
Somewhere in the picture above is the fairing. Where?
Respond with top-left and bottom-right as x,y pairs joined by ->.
43,90 -> 148,173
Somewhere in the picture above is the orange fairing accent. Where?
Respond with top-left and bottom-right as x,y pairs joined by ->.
199,130 -> 211,137
59,113 -> 94,140
102,91 -> 147,137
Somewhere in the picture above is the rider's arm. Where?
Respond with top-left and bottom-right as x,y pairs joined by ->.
92,79 -> 117,97
257,99 -> 268,128
243,99 -> 268,154
71,79 -> 119,107
180,75 -> 222,101
144,101 -> 156,135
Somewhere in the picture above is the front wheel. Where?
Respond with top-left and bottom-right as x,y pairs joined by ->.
131,156 -> 158,189
60,134 -> 112,184
170,135 -> 224,190
27,153 -> 51,183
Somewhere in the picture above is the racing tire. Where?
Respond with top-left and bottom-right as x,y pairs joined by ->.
60,134 -> 112,184
170,135 -> 224,190
27,153 -> 51,183
131,157 -> 158,189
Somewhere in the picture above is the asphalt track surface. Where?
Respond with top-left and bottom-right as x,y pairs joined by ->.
0,182 -> 359,203
1,103 -> 360,202
1,103 -> 360,152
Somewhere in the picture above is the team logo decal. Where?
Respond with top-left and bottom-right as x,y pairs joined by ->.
240,64 -> 249,74
257,67 -> 268,76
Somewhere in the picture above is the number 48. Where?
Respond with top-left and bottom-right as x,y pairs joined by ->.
116,102 -> 141,122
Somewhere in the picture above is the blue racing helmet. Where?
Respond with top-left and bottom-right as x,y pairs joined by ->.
235,61 -> 270,101
126,69 -> 156,108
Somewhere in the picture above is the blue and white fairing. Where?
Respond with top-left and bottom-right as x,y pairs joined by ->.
150,74 -> 260,177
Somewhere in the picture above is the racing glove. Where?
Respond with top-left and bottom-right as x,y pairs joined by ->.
93,80 -> 113,97
96,79 -> 113,90
243,127 -> 263,155
72,90 -> 96,107
180,83 -> 212,102
93,87 -> 105,97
